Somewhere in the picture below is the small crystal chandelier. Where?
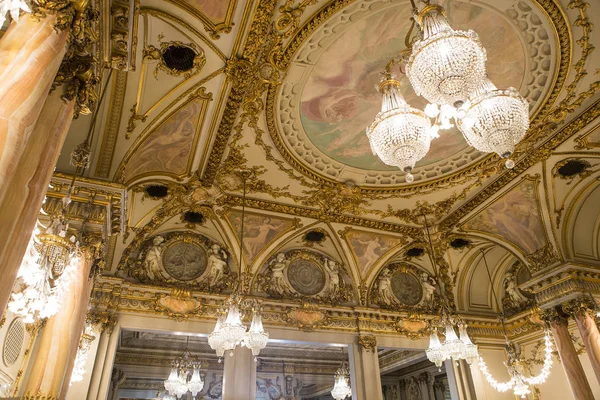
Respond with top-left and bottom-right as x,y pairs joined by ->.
406,3 -> 487,106
330,362 -> 352,400
8,214 -> 79,324
366,73 -> 433,183
164,339 -> 204,399
456,78 -> 529,168
208,173 -> 269,361
477,250 -> 553,398
70,322 -> 98,384
422,213 -> 479,368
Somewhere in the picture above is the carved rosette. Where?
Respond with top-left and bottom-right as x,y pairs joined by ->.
255,249 -> 354,305
370,263 -> 440,313
126,232 -> 235,292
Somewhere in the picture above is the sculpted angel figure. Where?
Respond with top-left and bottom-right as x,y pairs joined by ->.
145,236 -> 165,281
207,243 -> 228,286
378,268 -> 395,306
419,272 -> 436,307
268,252 -> 289,296
324,258 -> 341,295
504,272 -> 529,308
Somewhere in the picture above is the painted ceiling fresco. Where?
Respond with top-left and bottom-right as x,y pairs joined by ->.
299,1 -> 525,171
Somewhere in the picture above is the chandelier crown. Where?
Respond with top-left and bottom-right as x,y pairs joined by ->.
407,4 -> 487,105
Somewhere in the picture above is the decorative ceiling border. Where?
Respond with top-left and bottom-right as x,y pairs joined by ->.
200,0 -> 277,186
442,98 -> 600,231
260,0 -> 571,195
163,0 -> 239,39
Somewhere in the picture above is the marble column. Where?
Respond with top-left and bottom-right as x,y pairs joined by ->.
222,346 -> 257,400
22,252 -> 95,400
350,336 -> 383,400
543,308 -> 595,400
563,298 -> 600,385
0,89 -> 75,316
84,313 -> 117,400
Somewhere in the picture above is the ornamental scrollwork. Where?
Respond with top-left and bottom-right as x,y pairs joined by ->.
371,263 -> 440,313
125,232 -> 235,293
143,37 -> 206,79
255,250 -> 354,305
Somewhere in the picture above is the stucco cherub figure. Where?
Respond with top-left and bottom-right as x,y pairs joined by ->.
378,268 -> 396,306
145,236 -> 165,281
419,272 -> 437,307
207,243 -> 228,286
268,252 -> 289,296
503,271 -> 531,312
324,258 -> 341,295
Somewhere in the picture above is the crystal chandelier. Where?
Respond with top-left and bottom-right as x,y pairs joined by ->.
330,362 -> 352,400
368,0 -> 529,180
0,0 -> 30,27
478,332 -> 553,398
208,173 -> 269,360
8,214 -> 79,324
163,341 -> 204,399
70,322 -> 98,384
406,4 -> 487,105
366,75 -> 433,183
456,78 -> 529,168
477,249 -> 554,398
422,213 -> 479,368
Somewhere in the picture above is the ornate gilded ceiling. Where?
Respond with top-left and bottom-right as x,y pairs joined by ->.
51,0 -> 600,325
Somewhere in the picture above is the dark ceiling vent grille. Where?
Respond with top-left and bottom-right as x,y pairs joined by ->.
304,230 -> 326,243
557,160 -> 588,177
162,46 -> 196,72
406,247 -> 424,257
183,211 -> 204,224
450,238 -> 471,249
145,185 -> 169,198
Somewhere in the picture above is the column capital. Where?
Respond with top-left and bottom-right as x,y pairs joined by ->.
562,296 -> 597,319
86,311 -> 117,335
540,307 -> 570,327
358,334 -> 377,352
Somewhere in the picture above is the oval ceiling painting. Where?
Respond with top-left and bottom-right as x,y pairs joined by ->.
277,0 -> 555,184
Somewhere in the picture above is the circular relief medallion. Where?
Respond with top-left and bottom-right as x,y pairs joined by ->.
390,271 -> 423,306
287,259 -> 326,296
162,242 -> 207,281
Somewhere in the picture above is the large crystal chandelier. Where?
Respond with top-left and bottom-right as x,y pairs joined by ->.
330,362 -> 352,400
456,78 -> 529,168
368,0 -> 529,180
8,212 -> 79,324
406,4 -> 487,105
0,0 -> 30,27
208,173 -> 269,360
164,341 -> 204,399
366,75 -> 433,183
422,213 -> 479,368
477,250 -> 554,398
